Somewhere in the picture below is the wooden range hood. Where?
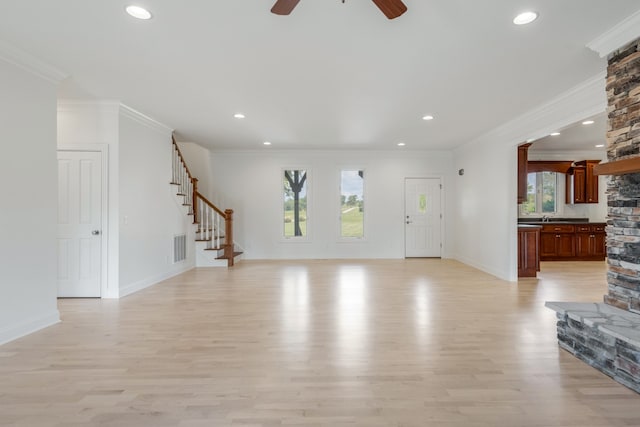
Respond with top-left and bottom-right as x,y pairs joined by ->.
593,157 -> 640,176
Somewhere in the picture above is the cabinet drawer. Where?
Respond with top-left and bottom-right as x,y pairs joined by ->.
542,224 -> 575,233
592,224 -> 606,232
576,225 -> 591,232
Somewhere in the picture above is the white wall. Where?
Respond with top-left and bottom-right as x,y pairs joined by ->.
57,101 -> 120,297
58,101 -> 195,298
210,149 -> 455,260
118,108 -> 195,297
176,141 -> 215,200
0,55 -> 61,344
453,73 -> 607,281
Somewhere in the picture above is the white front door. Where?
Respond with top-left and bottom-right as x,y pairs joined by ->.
405,178 -> 442,258
57,151 -> 102,297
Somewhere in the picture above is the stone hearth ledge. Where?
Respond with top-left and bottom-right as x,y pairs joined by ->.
546,301 -> 640,393
545,302 -> 640,348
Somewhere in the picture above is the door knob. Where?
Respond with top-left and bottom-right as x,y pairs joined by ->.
92,230 -> 101,235
406,221 -> 412,224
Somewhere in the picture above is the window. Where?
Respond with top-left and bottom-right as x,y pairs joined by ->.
284,169 -> 308,238
340,170 -> 364,238
521,171 -> 557,214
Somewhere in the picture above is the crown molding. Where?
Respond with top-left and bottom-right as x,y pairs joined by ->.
0,40 -> 67,84
458,72 -> 606,152
57,99 -> 120,113
587,9 -> 640,58
119,104 -> 174,134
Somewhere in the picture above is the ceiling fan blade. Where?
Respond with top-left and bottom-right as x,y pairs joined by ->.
371,0 -> 407,19
271,0 -> 301,15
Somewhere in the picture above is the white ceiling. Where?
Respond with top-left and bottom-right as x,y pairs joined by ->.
1,1 -> 639,151
528,112 -> 607,152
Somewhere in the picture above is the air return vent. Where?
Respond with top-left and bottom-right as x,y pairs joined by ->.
173,234 -> 186,263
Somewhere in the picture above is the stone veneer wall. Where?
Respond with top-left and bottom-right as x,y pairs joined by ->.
547,37 -> 640,395
604,37 -> 640,313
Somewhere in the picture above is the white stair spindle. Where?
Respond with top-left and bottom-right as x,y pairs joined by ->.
216,212 -> 221,250
205,205 -> 210,248
199,197 -> 204,235
171,148 -> 175,182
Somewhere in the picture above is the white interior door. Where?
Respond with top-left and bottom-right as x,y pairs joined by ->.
405,178 -> 442,258
57,151 -> 102,297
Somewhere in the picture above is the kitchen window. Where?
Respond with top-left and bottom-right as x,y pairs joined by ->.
521,171 -> 557,214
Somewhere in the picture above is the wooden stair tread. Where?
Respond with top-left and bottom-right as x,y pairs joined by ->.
216,251 -> 243,260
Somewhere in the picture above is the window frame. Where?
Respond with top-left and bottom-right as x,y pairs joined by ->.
520,171 -> 559,216
338,168 -> 366,241
282,167 -> 311,241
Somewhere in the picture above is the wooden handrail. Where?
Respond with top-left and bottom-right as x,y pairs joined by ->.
172,135 -> 195,180
195,191 -> 227,218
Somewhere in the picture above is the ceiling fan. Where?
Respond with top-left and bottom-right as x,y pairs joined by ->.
271,0 -> 407,20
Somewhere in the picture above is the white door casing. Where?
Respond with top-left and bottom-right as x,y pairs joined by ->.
405,178 -> 442,258
57,151 -> 102,297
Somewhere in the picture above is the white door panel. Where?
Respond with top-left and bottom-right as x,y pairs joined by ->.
57,151 -> 102,297
405,178 -> 442,257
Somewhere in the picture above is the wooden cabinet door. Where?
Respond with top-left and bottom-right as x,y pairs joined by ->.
573,167 -> 586,203
576,231 -> 606,259
517,144 -> 531,204
540,233 -> 557,258
592,233 -> 606,257
575,233 -> 591,257
557,233 -> 575,257
585,162 -> 599,203
518,228 -> 540,277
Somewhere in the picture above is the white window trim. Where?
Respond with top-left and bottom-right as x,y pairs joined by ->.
281,167 -> 311,242
519,171 -> 559,216
338,167 -> 367,242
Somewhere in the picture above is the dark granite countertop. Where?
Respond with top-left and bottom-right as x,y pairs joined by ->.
517,217 -> 593,225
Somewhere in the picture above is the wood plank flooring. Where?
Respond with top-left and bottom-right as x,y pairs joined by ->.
1,259 -> 639,426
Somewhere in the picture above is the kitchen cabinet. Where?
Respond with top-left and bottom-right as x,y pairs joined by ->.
517,143 -> 532,204
540,224 -> 575,259
539,223 -> 606,261
566,160 -> 600,204
518,225 -> 541,278
575,224 -> 606,259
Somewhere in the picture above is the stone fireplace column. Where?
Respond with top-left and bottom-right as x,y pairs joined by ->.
602,38 -> 640,312
546,36 -> 640,394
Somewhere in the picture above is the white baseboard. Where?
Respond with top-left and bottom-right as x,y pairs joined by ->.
0,310 -> 60,346
119,262 -> 195,298
453,254 -> 513,282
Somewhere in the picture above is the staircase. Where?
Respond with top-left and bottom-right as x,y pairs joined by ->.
170,137 -> 242,267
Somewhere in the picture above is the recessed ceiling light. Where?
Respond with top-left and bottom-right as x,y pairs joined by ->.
234,113 -> 245,119
397,142 -> 406,146
263,141 -> 272,146
126,5 -> 152,20
513,11 -> 538,25
550,132 -> 561,136
582,120 -> 595,125
422,115 -> 434,121
595,144 -> 605,148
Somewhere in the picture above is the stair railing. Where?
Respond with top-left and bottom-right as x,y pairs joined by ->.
195,192 -> 235,266
171,136 -> 236,266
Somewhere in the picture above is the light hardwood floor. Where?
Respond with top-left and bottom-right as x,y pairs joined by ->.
1,259 -> 639,426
